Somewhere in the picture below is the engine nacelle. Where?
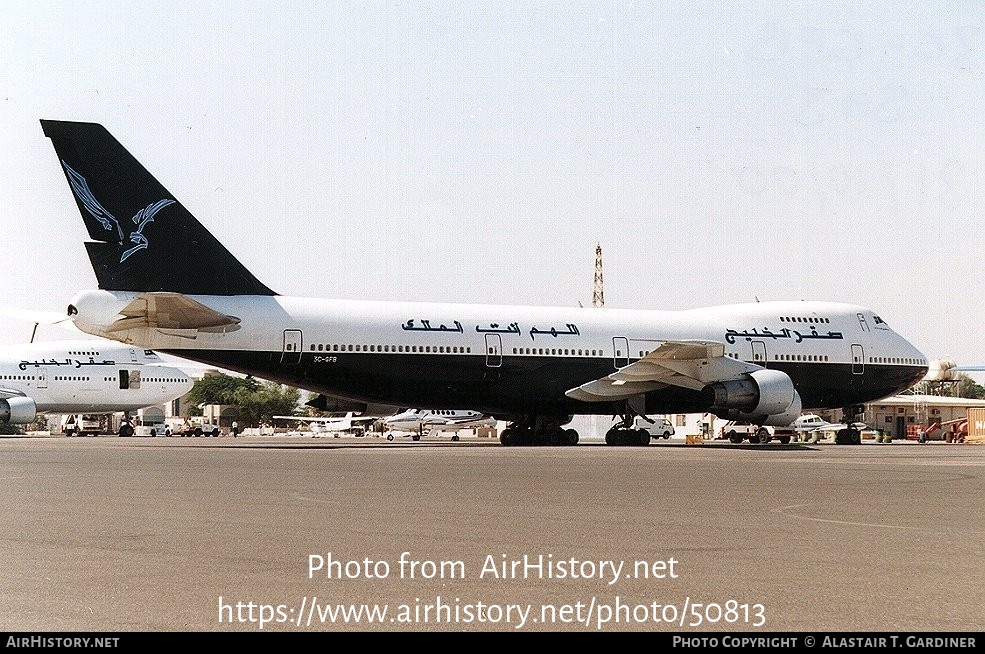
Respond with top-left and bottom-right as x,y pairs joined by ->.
757,392 -> 803,427
705,369 -> 802,426
0,396 -> 38,423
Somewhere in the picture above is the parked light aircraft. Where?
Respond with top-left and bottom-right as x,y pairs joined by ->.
42,120 -> 929,446
272,412 -> 379,437
792,413 -> 833,433
0,339 -> 192,434
382,408 -> 496,441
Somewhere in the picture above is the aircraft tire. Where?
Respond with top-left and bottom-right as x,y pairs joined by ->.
451,435 -> 460,441
500,428 -> 520,446
412,433 -> 421,441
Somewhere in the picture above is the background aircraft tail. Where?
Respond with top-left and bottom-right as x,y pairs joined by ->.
41,120 -> 276,296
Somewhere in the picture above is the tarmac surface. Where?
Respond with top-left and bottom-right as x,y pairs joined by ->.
0,434 -> 982,633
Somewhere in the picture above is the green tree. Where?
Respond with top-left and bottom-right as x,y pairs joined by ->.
185,373 -> 260,407
231,381 -> 301,427
182,372 -> 300,426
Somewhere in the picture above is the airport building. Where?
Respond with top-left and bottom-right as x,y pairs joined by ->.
814,393 -> 985,440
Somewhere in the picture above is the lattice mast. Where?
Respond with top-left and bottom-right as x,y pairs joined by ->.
592,242 -> 604,308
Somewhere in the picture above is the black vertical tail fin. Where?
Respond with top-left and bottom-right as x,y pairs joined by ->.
41,120 -> 276,296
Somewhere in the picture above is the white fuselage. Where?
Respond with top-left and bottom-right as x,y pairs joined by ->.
68,289 -> 928,419
0,340 -> 192,419
383,409 -> 495,433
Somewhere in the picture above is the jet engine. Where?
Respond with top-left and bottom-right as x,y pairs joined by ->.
0,396 -> 38,423
704,369 -> 802,427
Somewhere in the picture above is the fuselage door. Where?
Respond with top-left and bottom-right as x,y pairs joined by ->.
119,369 -> 141,389
751,341 -> 767,366
484,334 -> 502,368
282,329 -> 303,365
852,344 -> 864,375
613,337 -> 629,369
37,367 -> 47,389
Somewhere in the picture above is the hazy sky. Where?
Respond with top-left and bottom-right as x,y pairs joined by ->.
2,1 -> 984,379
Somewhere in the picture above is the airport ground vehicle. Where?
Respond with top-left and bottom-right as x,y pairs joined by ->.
133,420 -> 171,437
180,422 -> 220,437
911,419 -> 967,443
145,422 -> 171,437
62,414 -> 105,436
632,416 -> 675,439
162,418 -> 221,437
605,416 -> 675,445
719,421 -> 791,444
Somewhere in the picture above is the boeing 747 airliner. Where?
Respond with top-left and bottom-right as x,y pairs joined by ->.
0,339 -> 192,433
41,120 -> 928,445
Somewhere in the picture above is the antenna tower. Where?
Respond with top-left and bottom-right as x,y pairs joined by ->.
592,242 -> 604,308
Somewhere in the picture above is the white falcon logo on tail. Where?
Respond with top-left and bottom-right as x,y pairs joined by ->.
62,161 -> 175,262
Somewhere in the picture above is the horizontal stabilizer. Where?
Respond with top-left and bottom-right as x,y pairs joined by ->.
106,293 -> 240,334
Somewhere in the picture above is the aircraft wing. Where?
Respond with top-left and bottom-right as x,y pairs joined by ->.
0,387 -> 28,400
565,340 -> 761,402
105,292 -> 241,334
445,415 -> 491,425
272,414 -> 380,423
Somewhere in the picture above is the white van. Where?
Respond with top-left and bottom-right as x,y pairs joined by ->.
632,416 -> 675,439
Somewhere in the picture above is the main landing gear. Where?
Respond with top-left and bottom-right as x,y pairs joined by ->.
835,404 -> 864,445
118,412 -> 135,438
604,412 -> 651,446
499,415 -> 579,446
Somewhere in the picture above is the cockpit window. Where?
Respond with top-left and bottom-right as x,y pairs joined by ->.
872,315 -> 889,329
